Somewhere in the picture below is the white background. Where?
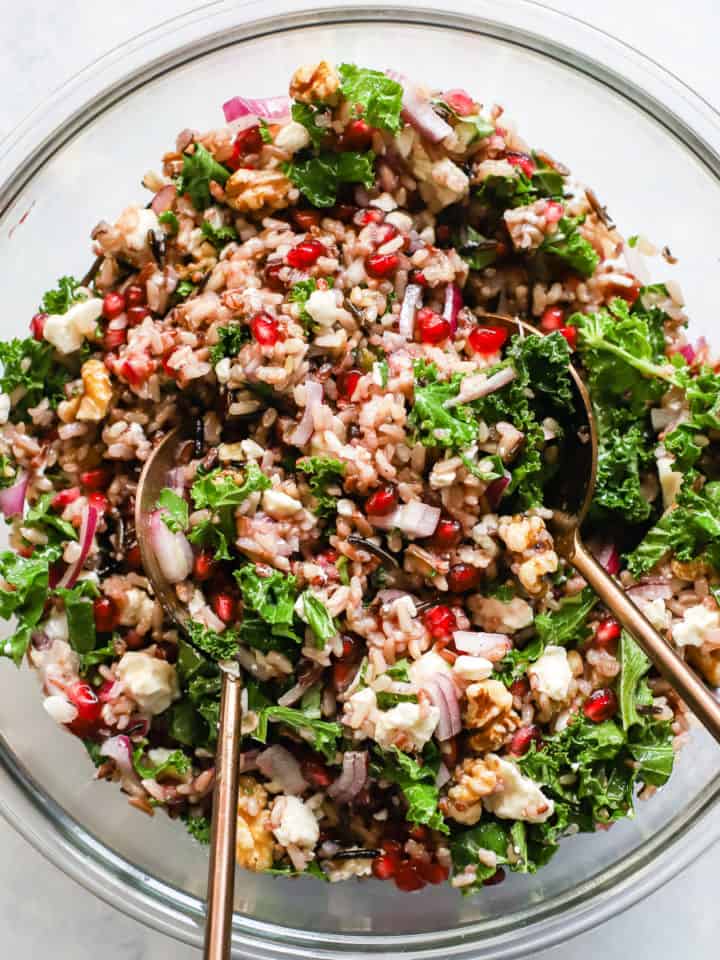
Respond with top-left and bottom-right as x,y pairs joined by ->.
0,0 -> 718,957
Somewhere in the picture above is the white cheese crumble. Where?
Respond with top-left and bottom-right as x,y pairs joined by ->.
262,488 -> 303,519
116,651 -> 180,714
43,694 -> 77,725
0,393 -> 10,424
453,655 -> 493,682
528,645 -> 573,701
274,121 -> 311,154
672,604 -> 720,648
374,701 -> 440,752
483,756 -> 554,823
271,795 -> 319,849
43,297 -> 104,355
408,650 -> 453,687
635,596 -> 671,632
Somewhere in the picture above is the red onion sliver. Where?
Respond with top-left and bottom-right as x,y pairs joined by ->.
442,283 -> 463,335
485,475 -> 510,509
257,745 -> 308,795
239,749 -> 260,773
99,735 -> 134,776
151,184 -> 176,215
148,509 -> 193,584
369,501 -> 440,539
222,95 -> 290,124
57,503 -> 99,589
328,751 -> 368,803
591,541 -> 621,576
435,761 -> 451,788
427,674 -> 461,741
387,70 -> 453,143
677,343 -> 696,364
453,630 -> 511,662
626,583 -> 673,601
0,470 -> 28,518
398,283 -> 422,339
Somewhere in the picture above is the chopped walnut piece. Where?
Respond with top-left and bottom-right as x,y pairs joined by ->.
235,775 -> 274,872
225,168 -> 294,214
77,359 -> 113,422
497,514 -> 558,595
444,756 -> 498,825
289,61 -> 340,104
464,678 -> 520,752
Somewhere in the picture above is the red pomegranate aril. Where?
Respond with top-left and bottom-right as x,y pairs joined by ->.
302,759 -> 333,788
540,305 -> 564,331
594,617 -> 621,648
30,312 -> 47,340
51,487 -> 80,510
292,208 -> 322,231
408,825 -> 429,842
339,635 -> 356,659
559,325 -> 577,349
509,724 -> 543,757
124,284 -> 146,307
193,551 -> 216,581
251,312 -> 280,346
443,89 -> 476,116
287,239 -> 325,269
416,860 -> 449,885
127,305 -> 150,327
376,223 -> 398,246
424,605 -> 457,639
126,543 -> 142,570
93,596 -> 119,633
102,292 -> 126,320
333,659 -> 358,691
510,677 -> 530,699
338,369 -> 362,401
483,867 -> 506,887
372,853 -> 399,880
431,517 -> 462,549
361,209 -> 385,225
68,681 -> 102,726
366,252 -> 399,278
417,307 -> 451,345
104,327 -> 127,350
212,592 -> 236,623
394,863 -> 426,892
411,270 -> 427,286
97,678 -> 117,702
88,492 -> 109,513
468,325 -> 509,355
343,118 -> 373,150
583,688 -> 618,723
264,261 -> 286,291
80,468 -> 110,491
612,272 -> 642,305
447,563 -> 482,593
507,152 -> 536,177
544,200 -> 564,223
382,839 -> 403,856
365,485 -> 398,516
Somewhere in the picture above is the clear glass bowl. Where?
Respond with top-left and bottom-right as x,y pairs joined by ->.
1,2 -> 720,957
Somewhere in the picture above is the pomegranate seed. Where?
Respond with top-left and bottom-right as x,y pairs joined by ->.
292,208 -> 322,231
443,89 -> 476,116
343,118 -> 373,150
372,853 -> 399,880
394,862 -> 426,892
612,272 -> 642,305
408,825 -> 429,842
93,596 -> 119,633
120,355 -> 154,386
509,724 -> 543,757
360,209 -> 385,225
366,253 -> 399,278
30,312 -> 47,340
227,125 -> 263,169
540,305 -> 564,331
51,487 -> 80,510
365,485 -> 398,516
423,605 -> 457,639
468,325 -> 509,355
212,592 -> 236,623
583,688 -> 618,723
382,839 -> 403,855
88,492 -> 108,513
411,270 -> 427,286
430,517 -> 462,549
102,292 -> 126,320
510,677 -> 530,699
337,369 -> 362,401
264,260 -> 286,291
287,239 -> 325,269
376,223 -> 398,246
68,681 -> 101,730
103,327 -> 127,350
417,307 -> 451,345
559,326 -> 577,349
251,312 -> 280,346
339,635 -> 356,659
483,867 -> 506,886
80,468 -> 110,491
126,543 -> 142,570
193,551 -> 216,581
507,152 -> 536,177
416,860 -> 449,884
594,617 -> 621,649
544,200 -> 564,223
97,679 -> 117,702
124,284 -> 146,307
126,305 -> 150,327
447,563 -> 482,593
302,759 -> 332,788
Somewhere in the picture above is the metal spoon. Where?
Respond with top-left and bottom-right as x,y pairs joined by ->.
135,427 -> 242,960
485,313 -> 720,743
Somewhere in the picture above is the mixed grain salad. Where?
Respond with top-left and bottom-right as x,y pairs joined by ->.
1,60 -> 718,894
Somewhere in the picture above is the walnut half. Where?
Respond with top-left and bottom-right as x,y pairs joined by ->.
289,60 -> 340,105
464,678 -> 520,752
235,775 -> 274,872
225,168 -> 294,214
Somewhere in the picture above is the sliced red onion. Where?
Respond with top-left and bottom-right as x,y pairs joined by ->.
485,475 -> 510,509
0,470 -> 28,518
676,343 -> 696,364
99,735 -> 134,776
398,283 -> 422,339
31,631 -> 52,651
626,582 -> 673,601
239,749 -> 260,773
151,184 -> 176,215
387,70 -> 453,143
447,366 -> 516,407
591,541 -> 620,576
435,761 -> 451,788
453,630 -> 511,662
257,745 -> 308,795
328,751 -> 368,803
443,283 -> 463,335
148,509 -> 193,584
165,467 -> 186,495
369,501 -> 440,539
57,502 -> 99,589
427,674 -> 462,741
289,380 -> 324,447
277,669 -> 321,707
222,95 -> 290,124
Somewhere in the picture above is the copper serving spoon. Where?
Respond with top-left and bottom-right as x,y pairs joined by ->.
134,313 -> 720,960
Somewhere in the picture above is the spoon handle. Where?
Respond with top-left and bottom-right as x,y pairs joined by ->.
204,669 -> 243,960
572,535 -> 720,744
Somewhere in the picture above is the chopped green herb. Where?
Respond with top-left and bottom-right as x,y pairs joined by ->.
539,216 -> 599,278
372,746 -> 448,834
300,591 -> 338,647
157,487 -> 189,533
297,455 -> 345,518
284,151 -> 376,208
158,210 -> 179,233
0,338 -> 72,420
254,706 -> 342,762
209,323 -> 249,364
338,64 -> 403,133
40,276 -> 86,315
176,144 -> 230,211
200,219 -> 239,249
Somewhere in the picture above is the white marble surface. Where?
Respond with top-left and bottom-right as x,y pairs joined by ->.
1,0 -> 720,957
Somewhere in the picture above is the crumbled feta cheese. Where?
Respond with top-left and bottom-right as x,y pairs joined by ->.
483,756 -> 554,823
0,393 -> 10,424
274,121 -> 311,154
305,289 -> 340,327
119,587 -> 155,627
262,488 -> 303,519
215,357 -> 231,383
453,655 -> 493,682
672,604 -> 720,648
147,747 -> 177,768
656,450 -> 683,509
528,645 -> 573,701
43,608 -> 69,644
271,795 -> 319,849
374,701 -> 440,751
240,439 -> 265,460
43,298 -> 104,355
117,651 -> 180,714
43,694 -> 77,725
635,596 -> 670,632
408,650 -> 453,687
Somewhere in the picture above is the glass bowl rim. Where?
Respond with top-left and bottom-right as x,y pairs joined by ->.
1,2 -> 720,956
